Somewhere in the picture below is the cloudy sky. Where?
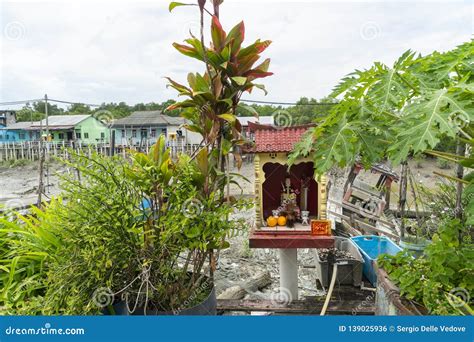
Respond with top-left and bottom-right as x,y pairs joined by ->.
0,0 -> 472,108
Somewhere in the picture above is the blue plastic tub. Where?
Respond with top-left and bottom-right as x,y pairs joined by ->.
350,235 -> 402,286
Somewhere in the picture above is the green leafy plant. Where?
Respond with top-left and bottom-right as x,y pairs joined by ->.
2,135 -> 249,315
290,41 -> 473,174
0,200 -> 63,314
289,39 -> 473,317
378,219 -> 473,315
167,0 -> 272,173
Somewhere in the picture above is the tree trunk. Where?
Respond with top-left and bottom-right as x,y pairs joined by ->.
398,161 -> 408,239
454,140 -> 466,221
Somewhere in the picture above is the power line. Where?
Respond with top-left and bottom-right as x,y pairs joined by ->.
48,98 -> 101,107
0,98 -> 101,107
0,97 -> 338,108
240,99 -> 338,106
0,99 -> 42,106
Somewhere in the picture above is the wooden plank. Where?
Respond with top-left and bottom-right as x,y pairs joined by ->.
249,232 -> 334,249
253,230 -> 312,236
387,209 -> 432,219
328,198 -> 396,228
328,210 -> 399,240
217,298 -> 374,315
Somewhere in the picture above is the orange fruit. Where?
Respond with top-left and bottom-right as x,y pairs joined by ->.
277,216 -> 287,226
266,216 -> 278,227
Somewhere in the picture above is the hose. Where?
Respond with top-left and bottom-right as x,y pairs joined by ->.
320,263 -> 338,316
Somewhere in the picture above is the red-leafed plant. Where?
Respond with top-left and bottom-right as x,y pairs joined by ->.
166,0 -> 273,286
167,0 -> 272,177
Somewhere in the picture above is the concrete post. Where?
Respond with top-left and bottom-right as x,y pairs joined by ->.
279,248 -> 298,301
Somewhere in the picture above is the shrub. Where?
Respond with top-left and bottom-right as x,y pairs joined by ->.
378,219 -> 474,315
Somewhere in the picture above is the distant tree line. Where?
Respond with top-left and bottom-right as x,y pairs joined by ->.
14,96 -> 455,152
15,97 -> 338,126
15,99 -> 180,122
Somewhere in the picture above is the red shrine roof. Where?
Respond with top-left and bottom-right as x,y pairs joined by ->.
254,125 -> 313,153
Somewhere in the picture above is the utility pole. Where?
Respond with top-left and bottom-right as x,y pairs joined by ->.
44,94 -> 50,194
37,94 -> 49,207
45,94 -> 49,140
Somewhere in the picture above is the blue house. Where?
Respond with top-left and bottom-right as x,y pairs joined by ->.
0,121 -> 40,143
111,111 -> 201,146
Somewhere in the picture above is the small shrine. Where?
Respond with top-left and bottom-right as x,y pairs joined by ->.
252,124 -> 329,232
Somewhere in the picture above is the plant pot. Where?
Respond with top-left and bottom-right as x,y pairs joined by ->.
167,286 -> 216,316
399,238 -> 430,258
314,236 -> 364,287
100,300 -> 129,315
375,268 -> 427,315
114,283 -> 216,316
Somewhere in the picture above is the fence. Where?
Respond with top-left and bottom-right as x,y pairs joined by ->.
0,141 -> 201,162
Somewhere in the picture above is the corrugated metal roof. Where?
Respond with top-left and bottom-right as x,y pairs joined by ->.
254,126 -> 311,153
2,121 -> 40,130
111,111 -> 184,127
237,116 -> 274,126
32,115 -> 90,128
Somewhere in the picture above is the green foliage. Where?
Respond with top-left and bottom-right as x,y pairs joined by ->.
419,179 -> 466,221
15,100 -> 180,122
167,1 -> 272,171
15,106 -> 45,122
378,219 -> 473,315
287,97 -> 336,125
0,200 -> 63,314
290,41 -> 473,174
43,152 -> 145,314
1,135 -> 249,314
427,137 -> 474,225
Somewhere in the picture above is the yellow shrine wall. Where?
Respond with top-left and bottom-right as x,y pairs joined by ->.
254,152 -> 328,227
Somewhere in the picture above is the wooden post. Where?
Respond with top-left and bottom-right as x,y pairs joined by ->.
37,142 -> 45,207
110,130 -> 115,157
398,161 -> 408,239
384,177 -> 392,210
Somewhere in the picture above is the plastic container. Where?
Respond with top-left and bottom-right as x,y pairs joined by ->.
315,236 -> 364,287
351,235 -> 402,286
399,237 -> 430,258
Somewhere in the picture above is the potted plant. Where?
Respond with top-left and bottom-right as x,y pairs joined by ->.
31,136 -> 249,315
377,218 -> 473,315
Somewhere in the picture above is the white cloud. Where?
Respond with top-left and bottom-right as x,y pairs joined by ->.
0,0 -> 471,107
